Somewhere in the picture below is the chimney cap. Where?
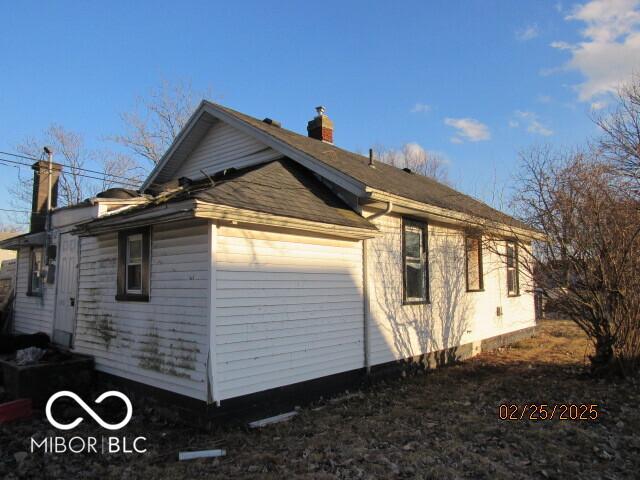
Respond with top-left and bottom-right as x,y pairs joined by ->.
315,106 -> 326,116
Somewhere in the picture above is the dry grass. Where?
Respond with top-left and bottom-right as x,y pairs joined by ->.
2,320 -> 640,479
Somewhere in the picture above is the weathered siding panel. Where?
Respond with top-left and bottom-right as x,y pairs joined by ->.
74,220 -> 209,400
174,122 -> 281,180
215,226 -> 364,400
365,212 -> 535,366
13,245 -> 56,335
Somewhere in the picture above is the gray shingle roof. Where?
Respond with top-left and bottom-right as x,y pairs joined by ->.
86,158 -> 376,232
207,101 -> 530,231
192,158 -> 376,230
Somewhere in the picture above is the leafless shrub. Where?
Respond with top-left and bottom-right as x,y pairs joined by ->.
511,146 -> 640,376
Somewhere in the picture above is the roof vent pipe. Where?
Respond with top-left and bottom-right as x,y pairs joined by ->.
368,148 -> 375,168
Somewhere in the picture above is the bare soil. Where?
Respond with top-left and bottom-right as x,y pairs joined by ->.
2,319 -> 639,479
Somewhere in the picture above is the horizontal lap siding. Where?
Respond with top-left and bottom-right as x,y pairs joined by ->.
13,246 -> 55,335
74,221 -> 209,400
215,226 -> 364,400
366,212 -> 535,366
174,122 -> 281,180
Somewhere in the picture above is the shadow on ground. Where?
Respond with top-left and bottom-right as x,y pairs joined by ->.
2,320 -> 639,479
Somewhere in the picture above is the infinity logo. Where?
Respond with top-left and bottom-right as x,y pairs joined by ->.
45,391 -> 133,431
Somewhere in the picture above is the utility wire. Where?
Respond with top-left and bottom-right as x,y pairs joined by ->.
0,150 -> 143,184
0,156 -> 141,189
0,208 -> 35,213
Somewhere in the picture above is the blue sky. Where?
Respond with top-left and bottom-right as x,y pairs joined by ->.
1,0 -> 639,227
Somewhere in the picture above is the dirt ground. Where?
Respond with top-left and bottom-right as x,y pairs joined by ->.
2,319 -> 639,479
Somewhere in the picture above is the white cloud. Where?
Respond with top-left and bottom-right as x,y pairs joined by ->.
590,100 -> 608,110
516,24 -> 539,41
512,110 -> 554,136
410,103 -> 431,113
444,117 -> 491,142
537,94 -> 553,103
403,142 -> 426,157
551,0 -> 640,101
550,41 -> 573,50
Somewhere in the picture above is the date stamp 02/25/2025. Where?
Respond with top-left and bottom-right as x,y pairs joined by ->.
498,404 -> 601,421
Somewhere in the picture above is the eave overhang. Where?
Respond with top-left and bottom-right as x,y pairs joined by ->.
364,189 -> 545,241
0,231 -> 47,250
74,199 -> 379,241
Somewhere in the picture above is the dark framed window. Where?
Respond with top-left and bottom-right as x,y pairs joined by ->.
465,235 -> 484,292
402,218 -> 429,304
506,241 -> 519,296
27,247 -> 43,296
117,227 -> 150,301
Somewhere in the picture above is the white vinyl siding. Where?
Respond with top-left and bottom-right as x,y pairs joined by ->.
174,121 -> 281,180
365,211 -> 535,367
13,246 -> 56,335
73,220 -> 210,400
214,225 -> 364,400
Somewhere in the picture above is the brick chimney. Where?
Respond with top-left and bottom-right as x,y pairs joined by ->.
30,160 -> 62,233
307,106 -> 333,143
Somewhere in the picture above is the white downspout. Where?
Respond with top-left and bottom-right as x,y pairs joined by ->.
362,202 -> 393,374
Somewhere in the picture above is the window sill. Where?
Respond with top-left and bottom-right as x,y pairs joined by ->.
507,293 -> 521,298
26,291 -> 42,297
115,293 -> 149,302
466,288 -> 485,293
402,299 -> 430,306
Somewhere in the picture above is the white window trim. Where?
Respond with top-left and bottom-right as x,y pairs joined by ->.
126,233 -> 143,295
506,241 -> 519,296
28,247 -> 43,296
403,219 -> 429,304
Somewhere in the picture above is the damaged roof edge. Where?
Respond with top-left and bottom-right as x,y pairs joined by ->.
73,197 -> 379,241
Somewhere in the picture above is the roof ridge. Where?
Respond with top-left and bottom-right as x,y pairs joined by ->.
204,101 -> 510,214
201,100 -> 530,231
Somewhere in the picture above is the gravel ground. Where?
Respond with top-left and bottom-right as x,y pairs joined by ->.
1,319 -> 639,479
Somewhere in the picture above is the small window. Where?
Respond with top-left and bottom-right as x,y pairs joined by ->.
506,241 -> 519,296
465,235 -> 483,291
117,227 -> 150,301
27,248 -> 43,296
126,234 -> 143,293
402,219 -> 429,304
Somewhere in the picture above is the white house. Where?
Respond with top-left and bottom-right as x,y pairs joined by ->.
1,102 -> 538,409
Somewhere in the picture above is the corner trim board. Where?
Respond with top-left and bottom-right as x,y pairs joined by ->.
207,221 -> 220,405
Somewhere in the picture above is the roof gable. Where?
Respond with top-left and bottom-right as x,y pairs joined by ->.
155,117 -> 281,185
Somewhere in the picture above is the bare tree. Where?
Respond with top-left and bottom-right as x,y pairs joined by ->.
10,125 -> 144,221
373,143 -> 450,184
596,73 -> 640,192
111,79 -> 209,167
0,224 -> 20,233
510,146 -> 640,376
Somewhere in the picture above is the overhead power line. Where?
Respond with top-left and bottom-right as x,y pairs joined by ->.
0,150 -> 143,185
0,155 -> 141,189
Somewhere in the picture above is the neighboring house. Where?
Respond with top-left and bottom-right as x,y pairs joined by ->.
0,102 -> 538,408
0,232 -> 18,264
0,233 -> 18,321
